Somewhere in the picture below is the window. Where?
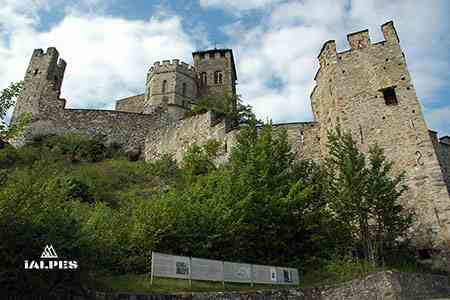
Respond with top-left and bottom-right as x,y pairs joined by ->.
214,70 -> 223,84
33,69 -> 39,75
381,86 -> 398,105
220,52 -> 226,57
209,52 -> 215,59
162,80 -> 167,93
199,53 -> 205,59
182,83 -> 187,97
200,72 -> 207,86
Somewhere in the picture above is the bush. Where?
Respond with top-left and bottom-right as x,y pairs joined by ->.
42,134 -> 107,162
0,145 -> 19,168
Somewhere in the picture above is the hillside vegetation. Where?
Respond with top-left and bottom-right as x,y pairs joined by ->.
0,117 -> 425,295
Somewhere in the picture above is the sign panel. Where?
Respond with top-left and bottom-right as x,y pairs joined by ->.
275,267 -> 299,284
253,264 -> 276,284
152,252 -> 190,279
151,252 -> 299,285
223,261 -> 252,283
191,257 -> 223,282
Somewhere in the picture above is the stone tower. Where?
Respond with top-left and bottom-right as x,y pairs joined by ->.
144,59 -> 197,119
192,49 -> 237,100
311,21 -> 450,268
11,47 -> 66,124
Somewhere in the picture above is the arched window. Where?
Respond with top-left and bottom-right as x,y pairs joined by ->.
182,83 -> 187,97
214,70 -> 223,84
200,72 -> 207,86
162,80 -> 167,93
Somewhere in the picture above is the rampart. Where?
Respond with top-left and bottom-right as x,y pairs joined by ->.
21,107 -> 170,155
272,122 -> 321,161
145,112 -> 238,163
115,94 -> 145,113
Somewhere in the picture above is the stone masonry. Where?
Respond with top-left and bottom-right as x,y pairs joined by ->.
10,21 -> 450,268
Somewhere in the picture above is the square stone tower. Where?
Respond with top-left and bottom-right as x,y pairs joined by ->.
311,21 -> 450,269
11,47 -> 66,124
192,49 -> 237,99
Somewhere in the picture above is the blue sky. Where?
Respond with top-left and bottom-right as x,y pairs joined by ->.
1,0 -> 449,136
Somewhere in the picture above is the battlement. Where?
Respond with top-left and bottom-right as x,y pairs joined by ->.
317,21 -> 400,67
31,47 -> 67,71
441,136 -> 450,145
148,59 -> 196,78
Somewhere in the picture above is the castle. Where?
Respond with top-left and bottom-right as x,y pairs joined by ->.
10,21 -> 450,269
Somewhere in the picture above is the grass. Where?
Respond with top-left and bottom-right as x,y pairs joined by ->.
94,257 -> 445,294
94,275 -> 297,294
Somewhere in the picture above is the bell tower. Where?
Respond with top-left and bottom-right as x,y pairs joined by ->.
192,49 -> 237,99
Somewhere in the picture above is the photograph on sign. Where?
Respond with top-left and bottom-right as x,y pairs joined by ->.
152,252 -> 190,279
176,261 -> 189,275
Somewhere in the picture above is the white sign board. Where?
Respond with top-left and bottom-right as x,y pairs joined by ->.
151,252 -> 299,285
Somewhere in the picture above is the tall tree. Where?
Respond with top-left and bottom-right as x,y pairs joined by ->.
0,81 -> 30,141
324,128 -> 411,263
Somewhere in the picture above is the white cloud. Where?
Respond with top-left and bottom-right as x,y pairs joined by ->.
199,0 -> 282,12
425,107 -> 450,137
0,5 -> 196,109
220,0 -> 450,132
1,0 -> 449,136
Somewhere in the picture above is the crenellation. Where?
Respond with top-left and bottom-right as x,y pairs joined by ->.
382,20 -> 400,44
9,21 -> 450,271
347,29 -> 371,50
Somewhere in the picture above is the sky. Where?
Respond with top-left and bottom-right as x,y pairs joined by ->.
1,0 -> 449,136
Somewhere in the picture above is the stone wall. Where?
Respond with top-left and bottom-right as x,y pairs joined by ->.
115,94 -> 145,113
84,271 -> 449,300
21,107 -> 170,154
439,137 -> 450,192
311,21 -> 450,267
145,112 -> 238,163
273,122 -> 321,162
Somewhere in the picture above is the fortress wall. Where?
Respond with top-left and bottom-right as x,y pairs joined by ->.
24,108 -> 169,154
272,122 -> 321,161
431,133 -> 450,192
145,112 -> 238,163
440,140 -> 450,191
115,94 -> 145,113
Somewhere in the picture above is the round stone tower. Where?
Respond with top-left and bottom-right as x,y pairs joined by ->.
144,59 -> 197,119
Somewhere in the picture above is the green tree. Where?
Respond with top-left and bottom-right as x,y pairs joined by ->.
324,128 -> 411,263
189,93 -> 256,125
0,81 -> 30,140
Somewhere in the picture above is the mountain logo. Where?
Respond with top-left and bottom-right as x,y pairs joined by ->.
25,244 -> 78,270
41,245 -> 58,259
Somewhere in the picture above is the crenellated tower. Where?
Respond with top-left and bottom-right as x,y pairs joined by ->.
11,47 -> 66,124
311,21 -> 450,268
144,59 -> 197,119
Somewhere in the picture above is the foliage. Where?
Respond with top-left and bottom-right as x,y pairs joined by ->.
188,93 -> 256,125
324,127 -> 412,264
0,123 -> 418,295
0,81 -> 31,140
